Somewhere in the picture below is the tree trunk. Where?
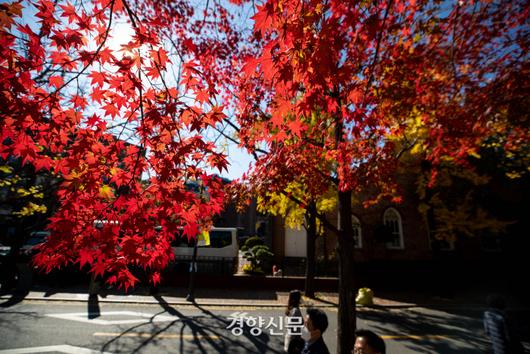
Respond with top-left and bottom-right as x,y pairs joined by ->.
304,203 -> 317,298
336,189 -> 356,354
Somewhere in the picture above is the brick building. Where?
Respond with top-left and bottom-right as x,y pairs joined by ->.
269,170 -> 530,292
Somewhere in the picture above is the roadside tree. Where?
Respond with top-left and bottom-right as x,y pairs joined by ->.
256,182 -> 336,297
230,1 -> 529,353
0,0 -> 240,290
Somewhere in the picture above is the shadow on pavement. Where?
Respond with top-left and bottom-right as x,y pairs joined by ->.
0,263 -> 33,308
358,306 -> 491,353
88,294 -> 101,319
0,289 -> 29,308
372,286 -> 530,350
153,287 -> 278,301
96,295 -> 285,354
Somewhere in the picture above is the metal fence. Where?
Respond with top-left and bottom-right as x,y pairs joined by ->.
279,257 -> 338,277
171,256 -> 237,275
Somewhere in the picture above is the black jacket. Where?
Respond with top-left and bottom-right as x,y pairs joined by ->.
301,337 -> 330,354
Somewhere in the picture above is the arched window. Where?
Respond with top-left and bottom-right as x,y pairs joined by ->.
352,215 -> 362,248
383,208 -> 404,249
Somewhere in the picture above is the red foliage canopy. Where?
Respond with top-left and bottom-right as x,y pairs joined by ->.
0,0 -> 240,289
233,0 -> 529,205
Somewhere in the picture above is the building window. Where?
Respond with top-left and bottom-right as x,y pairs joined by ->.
383,208 -> 404,249
352,215 -> 362,248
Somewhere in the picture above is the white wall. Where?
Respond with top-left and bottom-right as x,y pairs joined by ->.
284,227 -> 307,257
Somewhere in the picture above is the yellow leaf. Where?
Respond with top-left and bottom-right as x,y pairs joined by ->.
99,185 -> 114,200
0,166 -> 13,173
198,231 -> 210,246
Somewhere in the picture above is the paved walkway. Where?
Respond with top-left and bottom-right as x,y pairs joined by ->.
0,285 -> 420,308
5,286 -> 524,310
1,265 -> 527,309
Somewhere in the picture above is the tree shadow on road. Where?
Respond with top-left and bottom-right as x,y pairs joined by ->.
97,295 -> 284,354
357,306 -> 490,353
87,294 -> 101,319
0,289 -> 28,308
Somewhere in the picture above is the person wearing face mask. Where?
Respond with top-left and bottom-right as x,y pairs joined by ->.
353,329 -> 386,354
301,308 -> 330,354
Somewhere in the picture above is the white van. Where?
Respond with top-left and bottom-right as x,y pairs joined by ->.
171,227 -> 239,274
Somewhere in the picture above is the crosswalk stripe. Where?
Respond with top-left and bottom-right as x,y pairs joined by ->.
0,344 -> 113,354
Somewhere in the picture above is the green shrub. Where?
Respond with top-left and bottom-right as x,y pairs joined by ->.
241,236 -> 274,273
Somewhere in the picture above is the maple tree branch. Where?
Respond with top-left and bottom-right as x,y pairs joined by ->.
219,117 -> 269,157
108,120 -> 136,131
450,3 -> 461,98
212,124 -> 238,144
130,66 -> 146,182
279,190 -> 340,236
300,136 -> 325,148
316,210 -> 339,236
280,190 -> 307,210
362,0 -> 394,105
38,0 -> 116,103
395,138 -> 418,161
114,106 -> 140,143
122,0 -> 139,28
202,0 -> 210,24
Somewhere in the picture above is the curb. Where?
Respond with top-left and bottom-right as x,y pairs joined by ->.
6,294 -> 524,310
0,293 -> 330,308
0,293 -> 418,308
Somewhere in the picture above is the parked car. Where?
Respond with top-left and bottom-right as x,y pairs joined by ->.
20,231 -> 49,259
171,227 -> 239,274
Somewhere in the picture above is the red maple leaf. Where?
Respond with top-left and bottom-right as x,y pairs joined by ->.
251,3 -> 274,34
91,87 -> 106,103
70,94 -> 88,109
78,249 -> 94,268
98,47 -> 115,63
151,272 -> 161,286
150,47 -> 169,67
85,114 -> 100,127
91,261 -> 107,278
103,103 -> 120,118
89,71 -> 107,86
50,51 -> 72,66
288,120 -> 304,137
60,3 -> 78,23
195,88 -> 210,105
49,75 -> 64,89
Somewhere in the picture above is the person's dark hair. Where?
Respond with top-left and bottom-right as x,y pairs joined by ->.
487,294 -> 506,310
355,329 -> 386,354
307,308 -> 328,334
286,290 -> 302,316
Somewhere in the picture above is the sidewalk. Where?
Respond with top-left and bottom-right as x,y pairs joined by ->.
5,285 -> 510,309
2,268 -> 528,310
0,284 -> 421,308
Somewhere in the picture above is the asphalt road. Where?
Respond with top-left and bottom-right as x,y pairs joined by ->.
0,300 -> 526,353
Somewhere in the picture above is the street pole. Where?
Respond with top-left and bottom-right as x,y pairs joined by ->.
185,238 -> 198,302
186,183 -> 205,303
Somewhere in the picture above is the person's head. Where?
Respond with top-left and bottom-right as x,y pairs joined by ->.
288,290 -> 301,306
354,329 -> 386,354
286,290 -> 301,315
303,308 -> 328,341
487,294 -> 506,310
